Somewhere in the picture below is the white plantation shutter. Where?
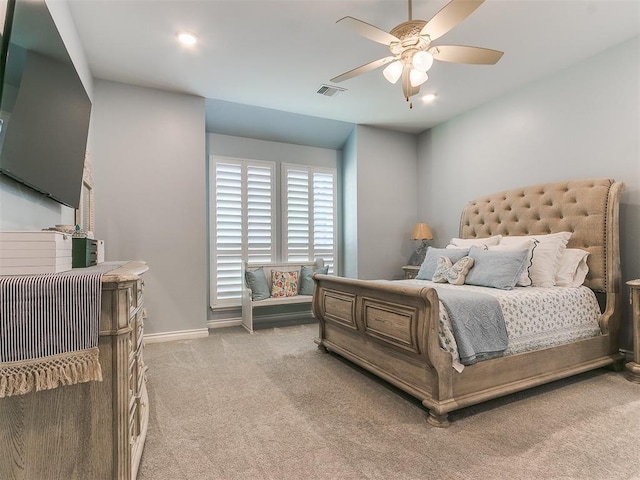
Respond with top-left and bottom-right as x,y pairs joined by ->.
313,172 -> 335,272
283,164 -> 337,273
247,166 -> 274,263
285,169 -> 310,262
214,163 -> 243,301
211,158 -> 275,306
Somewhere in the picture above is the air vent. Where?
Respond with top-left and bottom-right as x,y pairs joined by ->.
316,84 -> 346,97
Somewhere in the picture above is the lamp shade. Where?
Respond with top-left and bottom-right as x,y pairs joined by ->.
410,222 -> 433,240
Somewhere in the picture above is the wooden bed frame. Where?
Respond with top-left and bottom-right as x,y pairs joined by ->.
312,178 -> 624,427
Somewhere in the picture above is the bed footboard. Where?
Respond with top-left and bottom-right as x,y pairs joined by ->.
312,274 -> 455,426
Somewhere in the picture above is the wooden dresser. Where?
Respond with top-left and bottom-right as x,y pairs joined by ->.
0,261 -> 149,480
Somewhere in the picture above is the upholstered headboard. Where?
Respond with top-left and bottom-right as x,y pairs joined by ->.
459,178 -> 623,293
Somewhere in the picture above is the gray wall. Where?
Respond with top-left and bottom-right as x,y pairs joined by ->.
346,125 -> 419,280
341,129 -> 358,278
45,0 -> 93,99
0,175 -> 75,229
417,36 -> 640,348
209,133 -> 339,169
90,80 -> 207,335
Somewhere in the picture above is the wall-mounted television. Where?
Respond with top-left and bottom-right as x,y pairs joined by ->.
0,0 -> 91,209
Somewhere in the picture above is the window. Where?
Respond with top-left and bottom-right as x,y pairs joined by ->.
210,157 -> 337,307
282,164 -> 336,273
211,158 -> 275,306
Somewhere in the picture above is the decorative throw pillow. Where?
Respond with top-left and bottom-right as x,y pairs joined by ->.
245,267 -> 271,301
271,270 -> 299,298
416,247 -> 470,281
432,256 -> 474,285
500,232 -> 571,287
464,246 -> 529,290
555,248 -> 590,287
446,235 -> 502,249
488,239 -> 537,287
299,265 -> 329,295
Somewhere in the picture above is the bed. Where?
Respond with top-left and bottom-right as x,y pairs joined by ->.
312,178 -> 624,427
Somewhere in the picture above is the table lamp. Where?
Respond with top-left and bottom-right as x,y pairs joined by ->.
410,222 -> 433,265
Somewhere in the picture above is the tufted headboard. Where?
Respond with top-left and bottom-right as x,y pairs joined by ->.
459,178 -> 624,293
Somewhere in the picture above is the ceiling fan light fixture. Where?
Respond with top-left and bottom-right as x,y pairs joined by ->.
383,61 -> 403,84
332,0 -> 503,104
412,51 -> 434,72
409,69 -> 428,87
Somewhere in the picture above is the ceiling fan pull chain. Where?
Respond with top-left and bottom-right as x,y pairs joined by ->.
405,96 -> 413,109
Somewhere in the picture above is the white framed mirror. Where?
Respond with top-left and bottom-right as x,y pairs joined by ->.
75,152 -> 94,233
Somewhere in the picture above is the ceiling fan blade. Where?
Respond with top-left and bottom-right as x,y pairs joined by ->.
420,0 -> 485,42
401,64 -> 420,99
430,45 -> 503,64
331,56 -> 396,83
337,16 -> 400,46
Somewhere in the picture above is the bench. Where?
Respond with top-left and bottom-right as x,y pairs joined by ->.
242,259 -> 324,332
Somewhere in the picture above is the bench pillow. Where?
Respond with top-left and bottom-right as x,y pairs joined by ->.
271,270 -> 299,298
245,267 -> 271,301
299,265 -> 329,295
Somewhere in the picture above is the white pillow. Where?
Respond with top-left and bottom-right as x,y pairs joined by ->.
555,249 -> 590,287
488,239 -> 536,287
446,235 -> 502,249
500,232 -> 571,287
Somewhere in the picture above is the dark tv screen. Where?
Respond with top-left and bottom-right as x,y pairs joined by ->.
0,0 -> 91,209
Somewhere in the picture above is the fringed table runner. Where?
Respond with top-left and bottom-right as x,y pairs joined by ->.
0,262 -> 126,397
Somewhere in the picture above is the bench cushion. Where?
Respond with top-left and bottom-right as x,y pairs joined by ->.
251,294 -> 312,306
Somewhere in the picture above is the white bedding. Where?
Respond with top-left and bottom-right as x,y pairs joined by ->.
393,280 -> 602,371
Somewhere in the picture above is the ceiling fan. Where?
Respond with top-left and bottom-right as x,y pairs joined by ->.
330,0 -> 503,107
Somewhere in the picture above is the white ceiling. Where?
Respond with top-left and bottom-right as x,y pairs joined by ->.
66,0 -> 640,146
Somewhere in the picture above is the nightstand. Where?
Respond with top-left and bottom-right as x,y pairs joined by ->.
402,265 -> 420,279
626,279 -> 640,383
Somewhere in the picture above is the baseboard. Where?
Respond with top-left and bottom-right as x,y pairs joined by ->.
143,328 -> 209,344
207,311 -> 315,330
207,318 -> 243,329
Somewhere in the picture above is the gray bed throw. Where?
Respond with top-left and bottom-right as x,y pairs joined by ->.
435,287 -> 508,365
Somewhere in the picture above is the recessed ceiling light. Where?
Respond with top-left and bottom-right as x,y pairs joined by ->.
177,32 -> 197,46
422,93 -> 437,103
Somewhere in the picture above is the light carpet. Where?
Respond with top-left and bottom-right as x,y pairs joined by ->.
138,323 -> 640,480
